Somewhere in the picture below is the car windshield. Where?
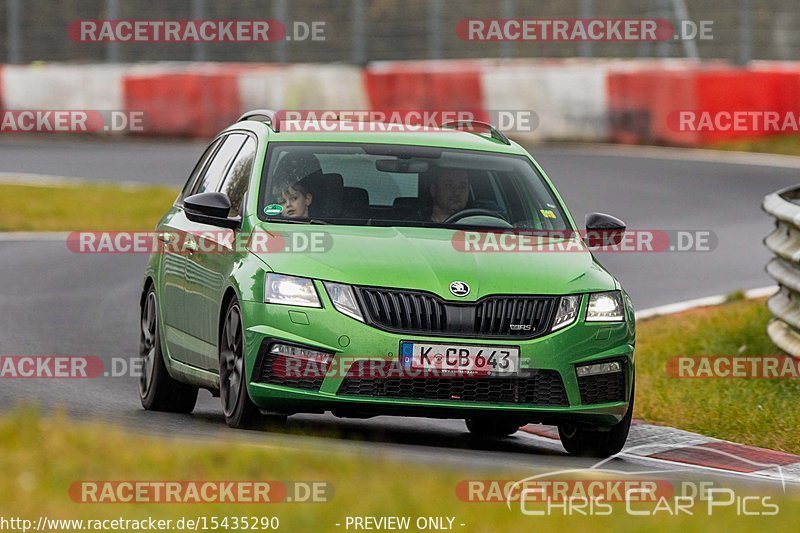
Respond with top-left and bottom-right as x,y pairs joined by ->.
258,142 -> 569,231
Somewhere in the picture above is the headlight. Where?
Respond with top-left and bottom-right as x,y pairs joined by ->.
586,291 -> 625,322
323,282 -> 364,322
265,273 -> 320,307
552,295 -> 581,331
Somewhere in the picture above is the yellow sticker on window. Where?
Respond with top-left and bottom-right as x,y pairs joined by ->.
540,209 -> 557,219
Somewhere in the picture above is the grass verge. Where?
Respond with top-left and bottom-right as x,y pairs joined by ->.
0,407 -> 797,531
711,135 -> 800,157
636,297 -> 800,454
0,182 -> 178,231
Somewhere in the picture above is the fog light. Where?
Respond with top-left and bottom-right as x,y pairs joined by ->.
576,361 -> 622,377
269,343 -> 332,363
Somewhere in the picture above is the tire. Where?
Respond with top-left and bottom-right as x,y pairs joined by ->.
465,417 -> 522,438
139,285 -> 198,413
557,382 -> 634,458
219,297 -> 264,429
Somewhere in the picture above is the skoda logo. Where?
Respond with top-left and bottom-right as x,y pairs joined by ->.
449,281 -> 470,297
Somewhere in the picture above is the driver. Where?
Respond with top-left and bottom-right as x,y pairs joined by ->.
426,168 -> 470,222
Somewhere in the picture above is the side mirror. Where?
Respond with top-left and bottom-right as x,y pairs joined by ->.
585,212 -> 626,248
184,192 -> 241,229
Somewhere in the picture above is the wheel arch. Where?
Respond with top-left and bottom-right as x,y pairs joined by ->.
140,276 -> 155,306
218,285 -> 240,344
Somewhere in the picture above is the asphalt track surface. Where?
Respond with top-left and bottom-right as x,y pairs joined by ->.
0,136 -> 797,484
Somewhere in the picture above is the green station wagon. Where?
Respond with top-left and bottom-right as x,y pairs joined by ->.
139,110 -> 635,457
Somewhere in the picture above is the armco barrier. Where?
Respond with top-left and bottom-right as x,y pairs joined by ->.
763,186 -> 800,358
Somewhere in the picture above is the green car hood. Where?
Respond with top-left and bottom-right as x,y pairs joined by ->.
251,224 -> 616,300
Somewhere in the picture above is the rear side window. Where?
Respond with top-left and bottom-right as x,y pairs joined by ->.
191,133 -> 247,195
219,136 -> 257,217
179,138 -> 220,202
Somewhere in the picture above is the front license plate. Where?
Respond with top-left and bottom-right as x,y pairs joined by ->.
400,342 -> 519,375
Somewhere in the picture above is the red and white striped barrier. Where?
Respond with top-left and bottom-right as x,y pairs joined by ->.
2,59 -> 800,145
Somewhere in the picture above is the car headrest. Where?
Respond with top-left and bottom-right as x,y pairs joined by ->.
308,173 -> 344,218
274,151 -> 322,183
392,197 -> 420,210
342,187 -> 369,215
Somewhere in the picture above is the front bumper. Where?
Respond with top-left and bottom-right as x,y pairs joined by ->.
240,293 -> 635,428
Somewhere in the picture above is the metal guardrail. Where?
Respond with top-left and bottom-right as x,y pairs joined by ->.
763,185 -> 800,357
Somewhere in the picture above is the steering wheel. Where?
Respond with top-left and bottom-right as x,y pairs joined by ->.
443,208 -> 509,224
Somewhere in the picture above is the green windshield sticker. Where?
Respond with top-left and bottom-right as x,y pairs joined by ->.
264,204 -> 283,216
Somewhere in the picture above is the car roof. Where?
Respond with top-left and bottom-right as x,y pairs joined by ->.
229,120 -> 530,156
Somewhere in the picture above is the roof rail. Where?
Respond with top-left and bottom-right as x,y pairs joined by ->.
237,109 -> 279,132
441,120 -> 510,145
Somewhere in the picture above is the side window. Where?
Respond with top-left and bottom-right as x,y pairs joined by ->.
219,137 -> 257,217
180,138 -> 220,202
191,133 -> 247,195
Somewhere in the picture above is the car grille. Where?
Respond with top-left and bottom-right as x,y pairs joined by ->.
254,344 -> 326,392
338,361 -> 568,406
353,287 -> 558,339
577,361 -> 627,404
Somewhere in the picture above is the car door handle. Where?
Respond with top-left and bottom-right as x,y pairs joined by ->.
158,232 -> 173,243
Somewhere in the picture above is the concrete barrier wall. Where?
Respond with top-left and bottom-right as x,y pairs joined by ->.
238,64 -> 368,112
1,59 -> 799,145
2,64 -> 128,110
365,60 -> 488,123
480,59 -> 614,142
608,64 -> 800,145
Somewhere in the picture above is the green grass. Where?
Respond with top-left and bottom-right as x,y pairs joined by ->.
0,182 -> 178,231
636,297 -> 800,454
711,135 -> 800,157
1,181 -> 799,529
0,406 -> 797,532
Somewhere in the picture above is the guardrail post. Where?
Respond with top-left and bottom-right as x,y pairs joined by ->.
6,0 -> 21,64
428,0 -> 443,60
272,0 -> 288,63
739,0 -> 753,65
191,0 -> 207,62
578,0 -> 593,58
105,0 -> 121,62
351,0 -> 367,64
